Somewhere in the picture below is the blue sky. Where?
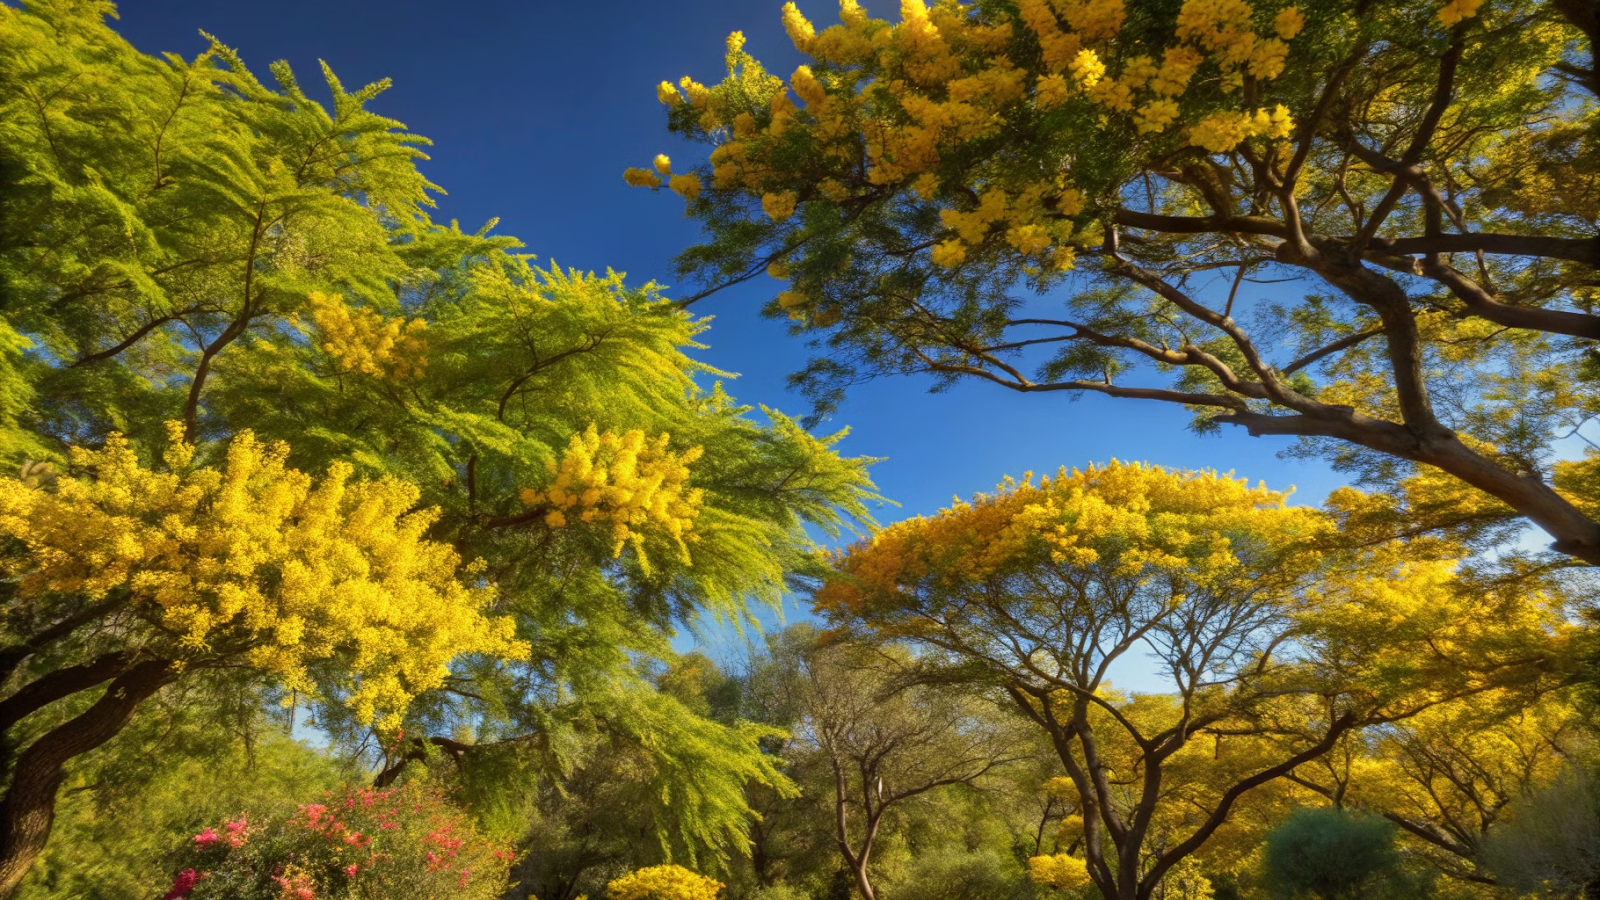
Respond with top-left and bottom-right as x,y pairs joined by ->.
114,1 -> 1355,678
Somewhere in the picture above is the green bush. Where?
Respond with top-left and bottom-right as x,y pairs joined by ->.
1261,807 -> 1407,900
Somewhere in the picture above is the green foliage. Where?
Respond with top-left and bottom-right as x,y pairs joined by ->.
1261,808 -> 1407,900
881,849 -> 1034,900
1480,767 -> 1600,897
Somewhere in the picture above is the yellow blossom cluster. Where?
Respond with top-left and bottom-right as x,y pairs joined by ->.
762,190 -> 798,220
1188,104 -> 1293,152
606,864 -> 725,900
624,153 -> 704,200
934,185 -> 1083,270
308,291 -> 429,382
519,425 -> 705,573
0,427 -> 526,726
1437,0 -> 1484,26
1028,853 -> 1093,892
630,0 -> 1304,292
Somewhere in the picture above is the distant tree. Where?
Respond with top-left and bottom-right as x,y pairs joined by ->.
816,462 -> 1568,900
796,641 -> 1018,900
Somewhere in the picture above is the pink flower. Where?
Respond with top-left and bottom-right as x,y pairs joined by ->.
192,828 -> 218,846
298,803 -> 328,828
223,816 -> 250,847
344,864 -> 359,877
162,868 -> 200,900
458,868 -> 472,887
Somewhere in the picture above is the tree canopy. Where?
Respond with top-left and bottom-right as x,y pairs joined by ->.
631,0 -> 1600,566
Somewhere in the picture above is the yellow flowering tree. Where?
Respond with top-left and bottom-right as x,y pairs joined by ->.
814,462 -> 1569,900
634,0 -> 1600,568
0,428 -> 526,895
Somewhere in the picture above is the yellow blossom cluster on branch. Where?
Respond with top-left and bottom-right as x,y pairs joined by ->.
0,427 -> 526,726
1437,0 -> 1484,27
307,291 -> 430,382
519,425 -> 705,573
629,0 -> 1306,302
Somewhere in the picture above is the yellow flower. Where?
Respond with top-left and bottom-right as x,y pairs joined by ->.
1064,0 -> 1126,41
782,1 -> 817,51
1151,45 -> 1202,96
1034,73 -> 1070,109
840,0 -> 869,28
762,190 -> 799,220
0,429 -> 528,727
1273,6 -> 1304,39
912,172 -> 940,199
608,865 -> 724,900
520,426 -> 705,573
1006,223 -> 1051,255
1133,98 -> 1180,133
820,179 -> 850,202
679,76 -> 711,108
1189,110 -> 1255,152
1028,854 -> 1092,891
768,260 -> 791,279
1054,188 -> 1085,216
930,239 -> 967,267
1437,0 -> 1483,26
308,292 -> 430,382
623,167 -> 662,188
792,64 -> 828,105
653,154 -> 673,176
777,289 -> 807,308
1248,37 -> 1289,80
669,173 -> 702,200
1069,48 -> 1106,88
657,81 -> 682,105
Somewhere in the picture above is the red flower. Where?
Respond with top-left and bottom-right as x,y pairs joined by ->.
192,828 -> 218,846
162,868 -> 200,900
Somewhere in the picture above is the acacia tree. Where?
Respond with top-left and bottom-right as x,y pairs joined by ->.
795,639 -> 1018,900
814,462 -> 1569,900
632,0 -> 1600,564
0,0 -> 882,886
0,431 -> 525,896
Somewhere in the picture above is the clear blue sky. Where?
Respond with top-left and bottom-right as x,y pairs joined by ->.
113,1 -> 1354,676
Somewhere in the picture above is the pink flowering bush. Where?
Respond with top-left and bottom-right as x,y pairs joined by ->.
159,781 -> 513,900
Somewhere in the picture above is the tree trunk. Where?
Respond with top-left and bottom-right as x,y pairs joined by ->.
0,658 -> 170,898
